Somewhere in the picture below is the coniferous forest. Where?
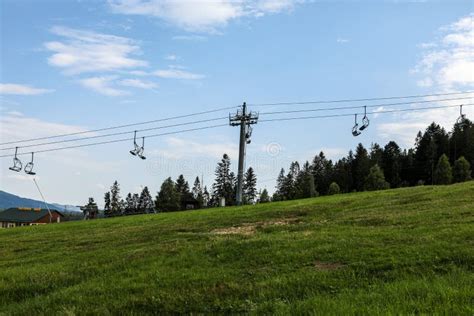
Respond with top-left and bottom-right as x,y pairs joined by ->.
96,118 -> 473,215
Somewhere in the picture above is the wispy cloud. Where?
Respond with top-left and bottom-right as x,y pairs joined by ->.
159,136 -> 238,159
412,13 -> 474,89
0,83 -> 54,95
44,26 -> 147,75
153,69 -> 205,80
108,0 -> 304,33
336,38 -> 349,44
165,54 -> 178,61
79,76 -> 130,96
119,78 -> 158,89
379,14 -> 474,147
172,35 -> 207,41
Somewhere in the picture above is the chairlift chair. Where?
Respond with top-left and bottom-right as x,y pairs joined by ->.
137,137 -> 146,160
9,147 -> 22,172
359,106 -> 370,131
245,125 -> 253,144
456,104 -> 466,126
352,114 -> 361,137
130,131 -> 140,156
24,152 -> 36,175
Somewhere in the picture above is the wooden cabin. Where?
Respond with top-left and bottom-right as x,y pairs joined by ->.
0,207 -> 63,228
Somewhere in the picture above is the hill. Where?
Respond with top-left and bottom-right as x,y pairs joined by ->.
0,182 -> 473,314
0,190 -> 80,212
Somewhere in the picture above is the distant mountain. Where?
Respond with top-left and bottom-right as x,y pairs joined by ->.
0,191 -> 81,212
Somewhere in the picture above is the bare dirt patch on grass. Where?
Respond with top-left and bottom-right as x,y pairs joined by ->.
314,261 -> 346,270
211,217 -> 301,236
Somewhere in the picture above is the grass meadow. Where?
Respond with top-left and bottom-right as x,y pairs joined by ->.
1,182 -> 473,315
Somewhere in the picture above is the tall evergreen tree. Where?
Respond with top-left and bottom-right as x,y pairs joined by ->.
192,176 -> 204,208
415,123 -> 449,184
353,144 -> 371,191
110,181 -> 122,216
125,193 -> 134,215
139,186 -> 154,213
132,193 -> 140,213
155,177 -> 181,212
296,161 -> 317,198
273,168 -> 286,201
382,141 -> 402,188
103,191 -> 112,217
243,167 -> 257,204
212,154 -> 234,206
175,175 -> 190,194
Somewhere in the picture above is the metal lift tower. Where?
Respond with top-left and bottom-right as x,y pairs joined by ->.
229,102 -> 259,205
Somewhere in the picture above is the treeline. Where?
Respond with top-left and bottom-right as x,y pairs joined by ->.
97,155 -> 265,215
273,119 -> 473,201
88,118 -> 472,217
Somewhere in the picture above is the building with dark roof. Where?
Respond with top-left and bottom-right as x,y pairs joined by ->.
0,208 -> 63,228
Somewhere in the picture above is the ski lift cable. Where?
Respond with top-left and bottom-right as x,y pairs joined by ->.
258,96 -> 474,116
0,116 -> 228,151
2,91 -> 470,147
259,103 -> 474,123
0,124 -> 229,158
249,90 -> 474,107
0,105 -> 238,146
1,103 -> 470,159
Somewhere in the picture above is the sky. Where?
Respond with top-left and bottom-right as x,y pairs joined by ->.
1,0 -> 473,207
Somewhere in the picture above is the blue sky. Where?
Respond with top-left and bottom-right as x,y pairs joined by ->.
1,0 -> 473,206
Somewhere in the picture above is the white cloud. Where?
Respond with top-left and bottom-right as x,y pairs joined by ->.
336,38 -> 349,44
0,83 -> 54,95
159,137 -> 238,159
119,78 -> 158,89
165,54 -> 178,61
379,14 -> 474,147
153,69 -> 205,80
108,0 -> 303,32
412,13 -> 474,89
79,76 -> 130,96
172,35 -> 207,41
44,26 -> 147,75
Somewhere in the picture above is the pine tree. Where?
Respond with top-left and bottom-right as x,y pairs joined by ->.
103,192 -> 112,217
296,161 -> 317,198
453,156 -> 472,182
81,197 -> 98,220
155,177 -> 181,212
192,177 -> 204,208
273,168 -> 286,201
110,181 -> 122,216
125,193 -> 134,215
243,167 -> 257,204
175,175 -> 190,194
433,154 -> 452,185
212,154 -> 234,206
353,143 -> 371,191
382,141 -> 402,188
311,152 -> 332,195
132,193 -> 140,213
364,164 -> 390,191
139,186 -> 154,213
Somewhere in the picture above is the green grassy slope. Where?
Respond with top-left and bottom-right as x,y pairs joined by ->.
1,182 -> 473,315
